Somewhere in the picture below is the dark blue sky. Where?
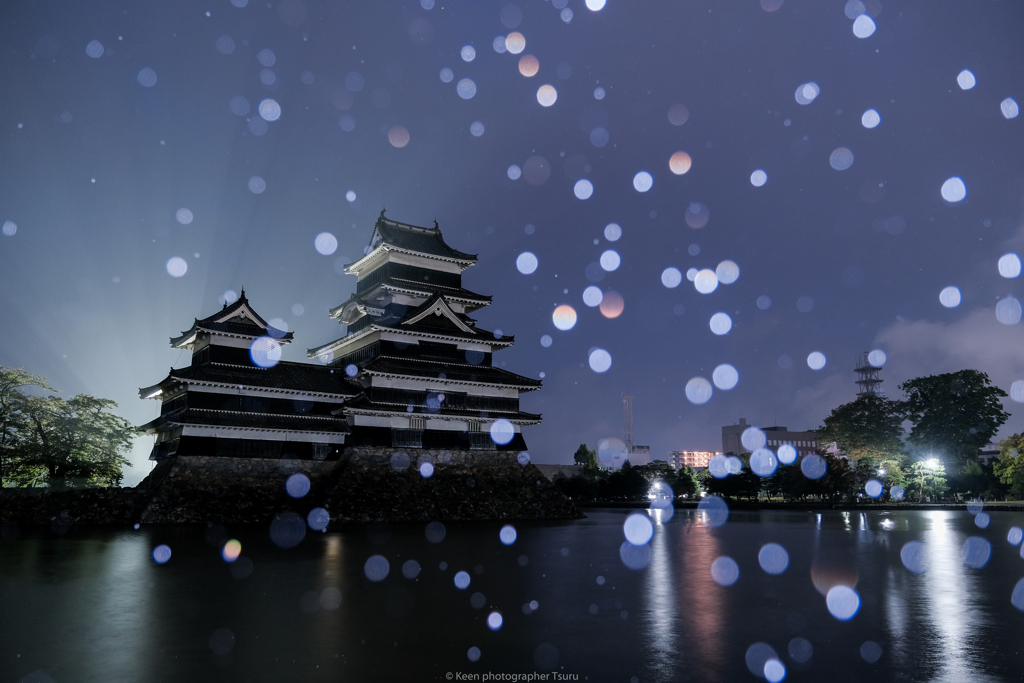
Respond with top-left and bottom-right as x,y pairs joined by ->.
2,0 -> 1023,484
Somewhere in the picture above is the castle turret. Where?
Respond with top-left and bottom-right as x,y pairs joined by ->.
307,212 -> 542,452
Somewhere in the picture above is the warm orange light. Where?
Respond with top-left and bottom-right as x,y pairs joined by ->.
518,55 -> 539,77
388,125 -> 410,148
599,291 -> 624,318
669,151 -> 692,175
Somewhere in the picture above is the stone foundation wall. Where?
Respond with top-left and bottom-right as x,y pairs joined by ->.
0,450 -> 581,525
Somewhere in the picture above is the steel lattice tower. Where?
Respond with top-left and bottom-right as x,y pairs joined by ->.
622,394 -> 634,451
854,352 -> 883,396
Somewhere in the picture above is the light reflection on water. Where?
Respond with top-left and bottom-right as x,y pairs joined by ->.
0,510 -> 1021,682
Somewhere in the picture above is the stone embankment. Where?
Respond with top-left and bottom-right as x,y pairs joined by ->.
0,450 -> 583,526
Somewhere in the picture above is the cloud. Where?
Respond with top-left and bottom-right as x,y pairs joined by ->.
873,307 -> 1024,439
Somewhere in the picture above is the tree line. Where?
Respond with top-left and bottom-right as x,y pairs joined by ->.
0,366 -> 134,488
557,369 -> 1021,503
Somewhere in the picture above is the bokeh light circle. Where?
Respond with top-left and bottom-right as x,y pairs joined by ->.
710,312 -> 732,335
777,444 -> 797,464
600,250 -> 620,271
685,377 -> 713,404
588,348 -> 612,373
516,252 -> 538,275
598,291 -> 624,318
364,555 -> 390,582
489,419 -> 515,445
500,525 -> 517,545
939,286 -> 961,307
998,253 -> 1021,278
457,79 -> 477,99
454,571 -> 471,589
222,539 -> 242,562
388,125 -> 410,148
957,69 -> 976,90
137,67 -> 158,87
698,495 -> 729,526
712,364 -> 739,390
623,513 -> 654,545
830,147 -> 854,171
750,448 -> 778,477
552,305 -> 577,330
807,352 -> 827,370
582,286 -> 603,307
694,269 -> 719,294
248,176 -> 266,194
865,478 -> 883,498
315,232 -> 337,255
868,349 -> 887,366
826,585 -> 861,620
742,427 -> 767,451
250,336 -> 281,368
286,473 -> 311,498
750,170 -> 767,187
1002,98 -> 1020,119
862,109 -> 881,128
961,537 -> 992,569
166,257 -> 188,277
852,14 -> 876,38
758,543 -> 789,575
996,296 -> 1022,325
153,545 -> 172,564
711,556 -> 740,586
258,99 -> 281,121
900,541 -> 928,573
716,260 -> 740,284
537,85 -> 558,107
661,267 -> 682,288
505,32 -> 526,54
669,152 -> 692,175
604,223 -> 622,241
941,177 -> 967,203
518,55 -> 539,77
801,454 -> 827,480
572,179 -> 593,200
795,81 -> 820,105
633,171 -> 653,193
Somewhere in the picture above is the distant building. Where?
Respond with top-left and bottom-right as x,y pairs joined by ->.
668,450 -> 720,470
722,417 -> 820,457
978,445 -> 1000,466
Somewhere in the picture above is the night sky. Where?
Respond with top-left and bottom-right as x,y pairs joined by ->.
2,0 -> 1023,485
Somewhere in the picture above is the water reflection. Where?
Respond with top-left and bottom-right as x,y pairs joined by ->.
921,511 -> 1001,683
643,522 -> 677,680
1,511 -> 1021,682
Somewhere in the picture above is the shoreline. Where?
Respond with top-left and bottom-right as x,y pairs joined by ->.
578,500 -> 1024,512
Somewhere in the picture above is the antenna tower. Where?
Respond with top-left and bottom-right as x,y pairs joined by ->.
854,352 -> 883,396
622,394 -> 634,452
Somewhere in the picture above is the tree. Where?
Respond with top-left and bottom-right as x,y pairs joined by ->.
995,433 -> 1024,499
900,370 -> 1009,462
817,395 -> 906,461
573,443 -> 598,470
8,394 -> 134,488
0,367 -> 55,487
905,460 -> 949,502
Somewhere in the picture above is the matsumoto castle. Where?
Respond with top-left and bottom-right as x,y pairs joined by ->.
139,213 -> 542,463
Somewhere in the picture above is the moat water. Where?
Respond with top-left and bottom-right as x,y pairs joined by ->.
2,508 -> 1023,683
